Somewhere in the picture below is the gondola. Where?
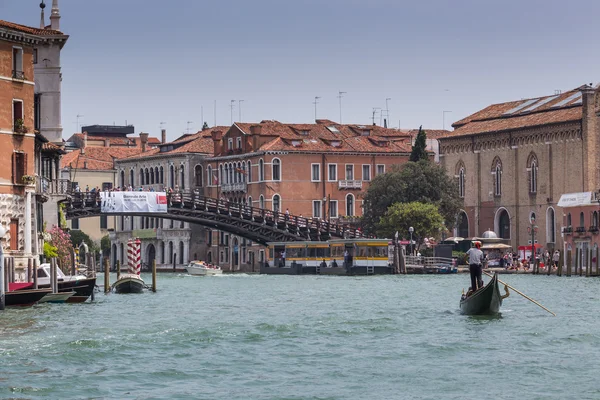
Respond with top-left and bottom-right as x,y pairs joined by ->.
459,272 -> 503,315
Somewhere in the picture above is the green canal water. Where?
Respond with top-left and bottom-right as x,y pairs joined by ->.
0,273 -> 598,400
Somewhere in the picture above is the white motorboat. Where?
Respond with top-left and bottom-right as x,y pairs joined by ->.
37,263 -> 96,303
186,261 -> 223,276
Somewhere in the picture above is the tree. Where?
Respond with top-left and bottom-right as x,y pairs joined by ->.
101,234 -> 111,257
409,126 -> 428,162
377,202 -> 444,247
47,226 -> 74,273
361,160 -> 462,235
70,230 -> 98,253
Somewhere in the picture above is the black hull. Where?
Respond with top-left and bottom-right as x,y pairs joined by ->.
38,277 -> 97,303
113,278 -> 145,294
6,289 -> 52,307
459,273 -> 502,315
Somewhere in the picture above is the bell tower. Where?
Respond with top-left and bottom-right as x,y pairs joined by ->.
34,0 -> 69,143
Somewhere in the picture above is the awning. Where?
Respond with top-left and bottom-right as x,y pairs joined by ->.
481,243 -> 512,250
557,192 -> 594,208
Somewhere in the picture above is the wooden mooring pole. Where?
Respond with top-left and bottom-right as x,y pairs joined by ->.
50,257 -> 58,294
33,258 -> 38,289
104,258 -> 110,293
152,259 -> 157,292
116,259 -> 121,280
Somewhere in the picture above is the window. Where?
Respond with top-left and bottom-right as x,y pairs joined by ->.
13,100 -> 23,132
328,164 -> 337,181
345,164 -> 354,180
313,200 -> 322,218
33,49 -> 37,64
130,169 -> 134,186
529,160 -> 538,193
150,168 -> 155,184
362,165 -> 371,181
259,195 -> 265,209
145,168 -> 150,184
259,159 -> 264,181
34,94 -> 40,131
329,200 -> 338,218
195,165 -> 203,186
228,138 -> 233,150
346,194 -> 355,216
458,168 -> 465,198
247,162 -> 252,183
236,137 -> 242,149
9,219 -> 18,250
71,218 -> 80,230
119,171 -> 125,187
12,152 -> 26,184
580,212 -> 585,228
180,166 -> 185,190
377,165 -> 385,175
207,230 -> 213,246
179,241 -> 184,264
567,213 -> 572,227
272,194 -> 281,212
140,169 -> 144,186
272,158 -> 281,181
12,47 -> 23,79
311,163 -> 320,181
160,166 -> 164,184
100,216 -> 108,229
492,158 -> 502,197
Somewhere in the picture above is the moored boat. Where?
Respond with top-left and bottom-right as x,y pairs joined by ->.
36,263 -> 96,303
186,261 -> 223,276
39,291 -> 76,304
459,272 -> 503,315
112,273 -> 145,294
5,288 -> 52,307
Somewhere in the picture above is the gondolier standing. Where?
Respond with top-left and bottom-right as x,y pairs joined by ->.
466,242 -> 484,292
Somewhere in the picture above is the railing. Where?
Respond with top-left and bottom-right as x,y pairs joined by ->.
589,226 -> 599,234
405,256 -> 454,267
338,180 -> 363,190
575,226 -> 587,233
12,70 -> 24,80
221,182 -> 247,193
563,226 -> 573,234
36,177 -> 71,195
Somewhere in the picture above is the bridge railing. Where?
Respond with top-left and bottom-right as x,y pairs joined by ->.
67,191 -> 369,240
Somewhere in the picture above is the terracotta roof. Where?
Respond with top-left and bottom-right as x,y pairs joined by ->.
66,133 -> 160,148
448,87 -> 586,137
0,20 -> 63,36
60,147 -> 152,170
42,142 -> 65,154
406,129 -> 453,139
258,135 -> 411,154
119,135 -> 214,161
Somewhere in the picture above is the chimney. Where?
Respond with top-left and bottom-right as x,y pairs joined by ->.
211,130 -> 223,156
83,161 -> 88,169
139,132 -> 149,153
104,139 -> 110,148
250,125 -> 262,135
161,129 -> 167,144
83,132 -> 88,149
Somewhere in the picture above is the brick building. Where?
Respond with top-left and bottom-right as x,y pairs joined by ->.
439,84 -> 600,252
199,119 -> 413,271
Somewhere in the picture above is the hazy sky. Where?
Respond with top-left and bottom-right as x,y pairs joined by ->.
2,0 -> 599,141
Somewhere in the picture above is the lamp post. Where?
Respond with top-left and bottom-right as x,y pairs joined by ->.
409,226 -> 414,256
0,223 -> 6,310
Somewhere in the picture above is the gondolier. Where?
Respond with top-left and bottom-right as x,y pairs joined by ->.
466,241 -> 484,292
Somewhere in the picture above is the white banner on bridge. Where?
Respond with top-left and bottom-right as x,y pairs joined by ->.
101,192 -> 168,213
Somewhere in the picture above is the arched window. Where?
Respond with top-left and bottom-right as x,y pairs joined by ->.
219,165 -> 223,185
458,211 -> 469,238
207,166 -> 213,186
150,168 -> 155,184
492,157 -> 502,197
496,208 -> 510,239
259,159 -> 264,181
179,241 -> 184,264
580,212 -> 585,228
259,195 -> 265,209
140,169 -> 144,186
346,194 -> 355,216
168,241 -> 174,264
241,162 -> 246,182
180,166 -> 185,190
170,165 -> 175,189
272,194 -> 281,212
248,196 -> 252,207
155,167 -> 159,184
195,165 -> 203,186
160,166 -> 164,184
130,169 -> 134,186
160,242 -> 165,263
527,153 -> 538,194
228,163 -> 233,184
547,207 -> 556,243
458,168 -> 465,198
247,161 -> 252,183
567,213 -> 572,227
272,158 -> 281,181
120,170 -> 125,188
145,168 -> 150,184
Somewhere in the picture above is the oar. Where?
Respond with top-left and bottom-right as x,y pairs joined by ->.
483,271 -> 556,316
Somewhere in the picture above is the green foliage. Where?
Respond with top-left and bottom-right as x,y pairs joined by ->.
70,230 -> 98,253
377,202 -> 445,245
361,160 -> 462,235
100,235 -> 111,256
453,251 -> 467,265
409,126 -> 428,162
420,247 -> 434,257
43,242 -> 58,259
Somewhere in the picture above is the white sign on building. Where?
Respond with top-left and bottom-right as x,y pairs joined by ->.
101,192 -> 168,213
557,192 -> 594,208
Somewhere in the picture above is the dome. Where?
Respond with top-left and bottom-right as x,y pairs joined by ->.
481,230 -> 498,239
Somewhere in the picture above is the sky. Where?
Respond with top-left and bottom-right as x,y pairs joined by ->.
2,0 -> 600,141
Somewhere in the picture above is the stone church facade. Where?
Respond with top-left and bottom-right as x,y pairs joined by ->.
439,84 -> 600,252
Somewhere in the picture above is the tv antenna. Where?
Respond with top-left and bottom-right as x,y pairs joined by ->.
230,100 -> 236,124
186,121 -> 193,134
338,91 -> 346,123
76,114 -> 84,133
313,96 -> 321,121
383,98 -> 391,127
238,100 -> 244,122
372,108 -> 381,126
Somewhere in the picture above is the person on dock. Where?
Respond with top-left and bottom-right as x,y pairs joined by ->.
466,242 -> 484,292
281,250 -> 286,267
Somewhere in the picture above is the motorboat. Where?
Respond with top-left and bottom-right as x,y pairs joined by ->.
186,261 -> 223,276
7,282 -> 74,304
112,273 -> 145,294
5,288 -> 52,307
38,291 -> 76,303
36,263 -> 96,303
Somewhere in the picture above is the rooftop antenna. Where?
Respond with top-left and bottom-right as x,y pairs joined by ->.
200,106 -> 203,128
214,100 -> 217,127
76,114 -> 84,132
443,111 -> 452,130
238,100 -> 244,122
230,100 -> 236,124
186,121 -> 193,134
384,98 -> 391,127
372,108 -> 381,126
314,96 -> 321,121
338,91 -> 347,124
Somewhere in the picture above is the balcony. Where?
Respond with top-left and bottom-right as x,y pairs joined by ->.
562,226 -> 573,235
36,177 -> 71,195
12,70 -> 25,80
575,226 -> 587,234
589,226 -> 599,234
221,182 -> 247,193
338,180 -> 363,190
